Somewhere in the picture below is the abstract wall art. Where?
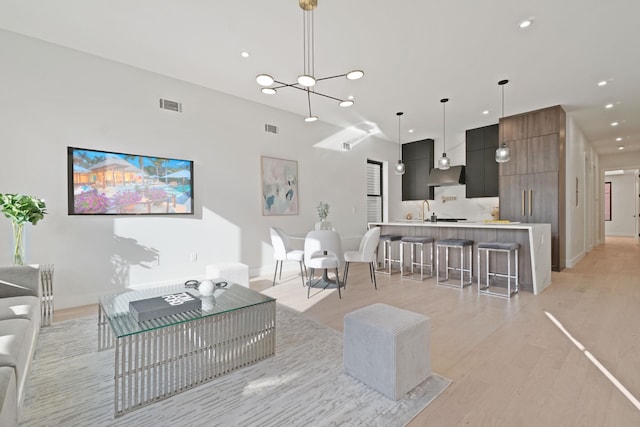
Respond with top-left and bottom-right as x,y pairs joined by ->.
261,156 -> 298,216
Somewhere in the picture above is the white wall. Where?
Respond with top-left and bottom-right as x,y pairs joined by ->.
0,30 -> 400,308
604,172 -> 637,237
565,115 -> 588,267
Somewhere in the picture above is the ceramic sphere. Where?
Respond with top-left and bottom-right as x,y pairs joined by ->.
199,280 -> 215,296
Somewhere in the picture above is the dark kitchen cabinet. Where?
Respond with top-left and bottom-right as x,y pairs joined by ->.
465,124 -> 499,198
499,105 -> 565,271
402,139 -> 434,201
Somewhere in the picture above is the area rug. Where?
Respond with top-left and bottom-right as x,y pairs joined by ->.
20,305 -> 450,427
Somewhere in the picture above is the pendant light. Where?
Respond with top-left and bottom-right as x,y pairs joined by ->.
495,79 -> 511,163
438,98 -> 451,170
394,112 -> 405,175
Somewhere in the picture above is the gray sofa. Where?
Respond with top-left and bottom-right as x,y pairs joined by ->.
0,266 -> 41,427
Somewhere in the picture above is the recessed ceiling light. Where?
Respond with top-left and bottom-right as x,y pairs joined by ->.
519,18 -> 534,28
241,51 -> 250,58
518,17 -> 533,28
482,110 -> 489,115
605,103 -> 614,109
598,80 -> 608,86
618,146 -> 625,150
611,122 -> 619,126
408,129 -> 414,133
261,88 -> 276,95
348,95 -> 354,100
616,137 -> 622,141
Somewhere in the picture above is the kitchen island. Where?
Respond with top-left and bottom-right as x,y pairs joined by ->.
369,221 -> 552,294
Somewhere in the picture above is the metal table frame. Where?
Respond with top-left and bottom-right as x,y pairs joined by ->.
98,284 -> 276,417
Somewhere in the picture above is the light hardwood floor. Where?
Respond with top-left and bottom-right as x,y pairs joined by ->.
55,237 -> 640,426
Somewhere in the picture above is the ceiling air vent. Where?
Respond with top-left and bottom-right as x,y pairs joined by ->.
159,98 -> 182,112
264,123 -> 279,134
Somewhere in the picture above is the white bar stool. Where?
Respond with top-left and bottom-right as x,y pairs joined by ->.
477,242 -> 519,298
375,234 -> 402,274
400,236 -> 434,280
435,238 -> 473,288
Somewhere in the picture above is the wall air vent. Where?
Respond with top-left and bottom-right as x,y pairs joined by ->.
159,98 -> 182,112
264,124 -> 279,134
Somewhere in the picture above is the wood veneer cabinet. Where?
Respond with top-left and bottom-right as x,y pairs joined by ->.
499,105 -> 566,271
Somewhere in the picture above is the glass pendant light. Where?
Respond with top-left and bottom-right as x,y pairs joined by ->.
496,79 -> 511,163
394,112 -> 406,175
438,98 -> 451,170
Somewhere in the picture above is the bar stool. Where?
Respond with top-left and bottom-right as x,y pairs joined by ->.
477,242 -> 519,298
400,236 -> 434,281
375,234 -> 402,274
435,238 -> 473,288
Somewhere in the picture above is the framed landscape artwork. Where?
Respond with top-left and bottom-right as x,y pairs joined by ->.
68,147 -> 194,215
261,156 -> 298,216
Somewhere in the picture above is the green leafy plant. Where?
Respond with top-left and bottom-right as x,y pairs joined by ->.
0,193 -> 47,265
316,201 -> 330,220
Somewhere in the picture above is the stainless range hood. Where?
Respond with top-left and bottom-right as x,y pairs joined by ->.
427,165 -> 465,186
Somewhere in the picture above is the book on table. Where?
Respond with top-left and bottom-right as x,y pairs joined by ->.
129,291 -> 202,322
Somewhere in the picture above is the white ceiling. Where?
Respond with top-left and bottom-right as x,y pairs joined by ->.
1,0 -> 639,155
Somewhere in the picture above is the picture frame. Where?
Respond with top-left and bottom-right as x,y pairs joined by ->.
261,156 -> 298,216
67,147 -> 194,215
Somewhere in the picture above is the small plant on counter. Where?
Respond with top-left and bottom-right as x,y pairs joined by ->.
316,201 -> 330,220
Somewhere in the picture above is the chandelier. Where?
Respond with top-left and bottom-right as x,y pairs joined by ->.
256,0 -> 364,122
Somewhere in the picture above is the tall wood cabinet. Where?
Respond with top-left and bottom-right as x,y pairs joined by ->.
499,105 -> 566,271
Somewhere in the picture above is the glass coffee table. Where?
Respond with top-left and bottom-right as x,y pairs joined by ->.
98,283 -> 276,417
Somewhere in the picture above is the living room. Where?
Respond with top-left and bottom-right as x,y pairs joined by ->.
2,1 -> 640,425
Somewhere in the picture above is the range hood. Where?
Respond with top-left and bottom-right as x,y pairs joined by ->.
427,165 -> 465,186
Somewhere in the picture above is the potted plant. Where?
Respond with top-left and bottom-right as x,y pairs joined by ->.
316,201 -> 332,230
0,193 -> 47,265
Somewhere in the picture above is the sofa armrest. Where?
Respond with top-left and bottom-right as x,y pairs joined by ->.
0,266 -> 41,299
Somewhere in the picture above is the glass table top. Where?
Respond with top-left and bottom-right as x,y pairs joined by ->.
99,283 -> 275,338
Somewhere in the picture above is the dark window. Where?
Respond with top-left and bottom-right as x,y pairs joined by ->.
367,160 -> 383,222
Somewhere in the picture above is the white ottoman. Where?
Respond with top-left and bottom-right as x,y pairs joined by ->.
205,262 -> 249,287
344,303 -> 431,401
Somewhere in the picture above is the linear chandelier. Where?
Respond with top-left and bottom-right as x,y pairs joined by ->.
256,0 -> 364,122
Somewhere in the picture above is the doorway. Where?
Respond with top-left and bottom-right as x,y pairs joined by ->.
603,169 -> 639,239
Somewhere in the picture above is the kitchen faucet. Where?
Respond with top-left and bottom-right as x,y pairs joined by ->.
421,200 -> 431,222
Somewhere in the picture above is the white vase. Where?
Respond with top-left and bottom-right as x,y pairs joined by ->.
315,220 -> 332,230
12,222 -> 26,265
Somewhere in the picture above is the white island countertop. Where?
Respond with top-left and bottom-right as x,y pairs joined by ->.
380,220 -> 537,229
369,221 -> 552,295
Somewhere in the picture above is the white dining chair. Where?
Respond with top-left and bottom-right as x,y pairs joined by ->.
304,230 -> 343,298
343,227 -> 381,290
270,227 -> 306,287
